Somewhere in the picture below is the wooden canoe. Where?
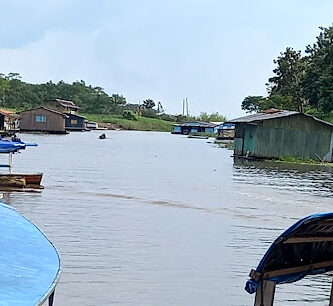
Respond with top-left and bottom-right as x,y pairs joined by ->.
0,173 -> 43,188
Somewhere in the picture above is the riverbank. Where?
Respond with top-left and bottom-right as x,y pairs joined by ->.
275,156 -> 333,167
82,113 -> 173,132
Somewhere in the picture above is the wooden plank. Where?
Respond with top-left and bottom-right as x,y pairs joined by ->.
263,260 -> 333,279
254,280 -> 275,306
284,236 -> 333,244
330,277 -> 333,306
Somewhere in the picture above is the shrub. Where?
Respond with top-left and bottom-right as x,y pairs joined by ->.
122,110 -> 137,121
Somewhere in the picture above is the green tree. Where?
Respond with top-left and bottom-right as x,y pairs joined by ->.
143,99 -> 155,109
267,47 -> 306,111
241,96 -> 265,113
303,26 -> 333,113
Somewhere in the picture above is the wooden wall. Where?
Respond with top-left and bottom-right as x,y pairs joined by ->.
19,108 -> 66,133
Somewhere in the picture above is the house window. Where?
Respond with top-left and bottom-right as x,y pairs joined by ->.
35,115 -> 46,123
71,119 -> 78,124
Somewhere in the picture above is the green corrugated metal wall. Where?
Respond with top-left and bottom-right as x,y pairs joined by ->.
234,114 -> 333,161
244,124 -> 257,155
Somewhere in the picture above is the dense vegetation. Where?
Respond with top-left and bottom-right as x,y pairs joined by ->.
241,25 -> 333,123
0,73 -> 226,125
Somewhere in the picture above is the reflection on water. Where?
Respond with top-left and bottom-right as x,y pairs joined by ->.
2,131 -> 333,305
233,158 -> 333,197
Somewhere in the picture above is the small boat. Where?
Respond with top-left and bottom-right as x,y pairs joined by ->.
0,136 -> 43,189
0,202 -> 61,305
245,212 -> 333,305
0,173 -> 43,188
0,136 -> 37,153
99,133 -> 106,139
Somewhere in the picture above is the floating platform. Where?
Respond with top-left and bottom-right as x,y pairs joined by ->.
0,202 -> 61,305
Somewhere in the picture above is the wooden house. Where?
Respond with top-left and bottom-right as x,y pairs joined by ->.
228,109 -> 333,162
65,113 -> 87,131
18,107 -> 68,134
45,99 -> 80,114
172,121 -> 217,135
0,109 -> 19,136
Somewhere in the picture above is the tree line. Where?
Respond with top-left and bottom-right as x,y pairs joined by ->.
0,73 -> 226,122
241,24 -> 333,121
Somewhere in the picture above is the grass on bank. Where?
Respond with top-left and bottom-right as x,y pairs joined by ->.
276,156 -> 333,167
82,113 -> 173,132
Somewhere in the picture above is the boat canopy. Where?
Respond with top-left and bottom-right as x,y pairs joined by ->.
0,202 -> 61,305
0,136 -> 37,153
246,212 -> 333,295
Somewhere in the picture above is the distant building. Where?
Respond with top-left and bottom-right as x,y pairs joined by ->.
86,121 -> 99,129
65,113 -> 87,131
19,107 -> 68,134
0,109 -> 19,135
227,109 -> 333,162
46,99 -> 80,114
172,121 -> 217,135
216,123 -> 235,140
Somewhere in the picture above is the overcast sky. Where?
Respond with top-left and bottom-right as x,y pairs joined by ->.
1,1 -> 332,118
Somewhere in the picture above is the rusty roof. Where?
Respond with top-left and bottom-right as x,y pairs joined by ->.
50,99 -> 80,109
0,109 -> 18,117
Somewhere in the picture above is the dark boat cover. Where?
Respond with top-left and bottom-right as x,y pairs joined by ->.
246,212 -> 333,294
0,202 -> 61,305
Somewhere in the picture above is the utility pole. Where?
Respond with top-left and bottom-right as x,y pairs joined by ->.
186,97 -> 189,116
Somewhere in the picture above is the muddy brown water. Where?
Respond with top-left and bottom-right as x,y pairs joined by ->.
2,131 -> 333,305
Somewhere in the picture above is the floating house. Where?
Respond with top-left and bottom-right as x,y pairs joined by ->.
216,123 -> 235,140
172,121 -> 217,135
19,107 -> 68,134
86,121 -> 98,129
65,113 -> 87,131
46,98 -> 80,114
228,109 -> 333,162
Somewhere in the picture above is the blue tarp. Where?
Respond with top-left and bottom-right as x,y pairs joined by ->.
0,202 -> 61,305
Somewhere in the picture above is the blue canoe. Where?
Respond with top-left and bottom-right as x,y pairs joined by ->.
245,212 -> 333,305
0,202 -> 61,305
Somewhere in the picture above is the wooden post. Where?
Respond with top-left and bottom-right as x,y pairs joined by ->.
8,153 -> 13,174
254,280 -> 276,306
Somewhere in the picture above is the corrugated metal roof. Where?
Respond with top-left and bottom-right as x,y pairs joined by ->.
227,109 -> 299,123
53,99 -> 80,109
227,109 -> 333,127
173,121 -> 217,128
67,113 -> 86,119
18,107 -> 68,118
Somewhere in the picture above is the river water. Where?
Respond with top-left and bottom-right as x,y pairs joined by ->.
3,131 -> 333,305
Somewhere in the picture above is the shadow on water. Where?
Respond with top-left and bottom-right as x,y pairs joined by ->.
233,158 -> 333,198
